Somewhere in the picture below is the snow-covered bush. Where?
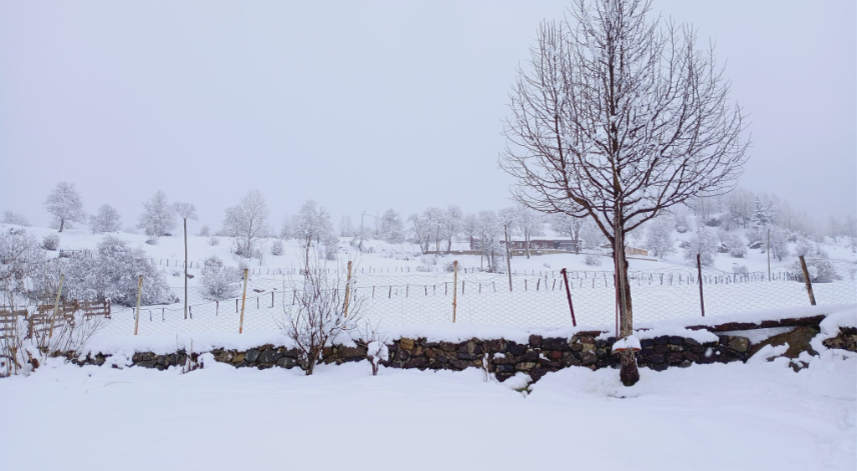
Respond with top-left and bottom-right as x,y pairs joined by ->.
791,258 -> 840,283
731,264 -> 748,275
585,253 -> 602,266
198,225 -> 210,237
60,236 -> 171,306
361,321 -> 388,376
42,234 -> 60,251
674,213 -> 689,233
271,240 -> 284,256
138,191 -> 176,239
0,229 -> 44,305
683,228 -> 718,266
208,236 -> 219,246
201,255 -> 239,300
720,233 -> 746,258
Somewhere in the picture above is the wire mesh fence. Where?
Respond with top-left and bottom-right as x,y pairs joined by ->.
87,258 -> 857,336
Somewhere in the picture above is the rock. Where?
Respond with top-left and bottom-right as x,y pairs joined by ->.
394,350 -> 410,361
666,352 -> 684,365
549,350 -> 563,361
515,362 -> 537,371
727,336 -> 750,353
506,342 -> 528,356
647,353 -> 665,364
654,336 -> 669,345
258,348 -> 283,364
685,338 -> 701,348
276,357 -> 298,369
529,366 -> 550,381
400,338 -> 415,351
424,348 -> 438,358
580,343 -> 595,354
231,353 -> 245,364
135,360 -> 157,369
542,337 -> 569,351
580,352 -> 597,365
245,349 -> 261,363
439,341 -> 457,352
518,351 -> 540,362
749,326 -> 820,359
640,339 -> 654,348
669,336 -> 684,346
338,346 -> 366,359
653,345 -> 669,354
483,339 -> 505,353
404,357 -> 428,369
495,364 -> 515,373
562,352 -> 583,367
528,335 -> 542,347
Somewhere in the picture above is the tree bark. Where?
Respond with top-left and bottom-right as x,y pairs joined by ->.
614,210 -> 639,387
59,218 -> 64,233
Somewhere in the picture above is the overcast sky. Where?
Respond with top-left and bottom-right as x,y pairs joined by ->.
1,0 -> 854,232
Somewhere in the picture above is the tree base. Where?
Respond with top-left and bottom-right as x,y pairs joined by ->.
620,351 -> 640,387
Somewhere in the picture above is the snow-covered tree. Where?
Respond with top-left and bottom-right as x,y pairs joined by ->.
223,190 -> 269,259
551,213 -> 591,254
684,228 -> 719,266
201,255 -> 240,300
293,200 -> 333,268
379,209 -> 405,244
725,187 -> 755,229
89,204 -> 122,233
198,225 -> 210,237
461,213 -> 480,247
60,236 -> 170,306
2,211 -> 29,227
513,206 -> 544,258
441,206 -> 464,252
339,215 -> 356,237
645,217 -> 674,259
44,181 -> 86,233
751,197 -> 769,229
477,210 -> 505,272
137,191 -> 176,241
408,213 -> 431,253
768,227 -> 789,262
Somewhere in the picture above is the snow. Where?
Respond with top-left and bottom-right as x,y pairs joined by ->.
611,335 -> 641,351
0,352 -> 853,471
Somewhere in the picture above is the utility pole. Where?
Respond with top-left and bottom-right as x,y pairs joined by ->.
359,211 -> 366,252
504,223 -> 513,291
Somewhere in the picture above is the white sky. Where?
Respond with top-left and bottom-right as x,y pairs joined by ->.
1,0 -> 854,231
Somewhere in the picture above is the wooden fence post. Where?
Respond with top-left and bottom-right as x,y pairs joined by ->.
798,255 -> 817,306
452,260 -> 458,323
133,275 -> 142,336
238,269 -> 249,334
48,274 -> 65,340
344,261 -> 353,317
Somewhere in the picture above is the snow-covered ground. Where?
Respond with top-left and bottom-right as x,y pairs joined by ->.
1,350 -> 853,471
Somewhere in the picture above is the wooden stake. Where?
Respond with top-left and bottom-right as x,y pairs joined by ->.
133,275 -> 142,336
344,260 -> 353,317
452,260 -> 458,323
798,255 -> 817,306
238,269 -> 249,334
48,274 -> 65,340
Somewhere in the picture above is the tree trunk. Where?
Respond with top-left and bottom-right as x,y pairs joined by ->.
613,213 -> 639,387
59,218 -> 64,233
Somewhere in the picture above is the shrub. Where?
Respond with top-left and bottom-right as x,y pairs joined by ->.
271,240 -> 284,256
208,236 -> 219,246
585,253 -> 602,266
42,234 -> 60,251
201,255 -> 240,300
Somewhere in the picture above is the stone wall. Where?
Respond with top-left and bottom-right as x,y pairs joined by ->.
822,326 -> 857,352
66,315 -> 851,381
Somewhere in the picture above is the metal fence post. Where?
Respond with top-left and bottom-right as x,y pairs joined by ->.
133,275 -> 142,336
697,253 -> 705,317
452,260 -> 458,323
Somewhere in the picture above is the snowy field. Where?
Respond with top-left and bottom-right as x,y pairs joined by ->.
1,351 -> 854,471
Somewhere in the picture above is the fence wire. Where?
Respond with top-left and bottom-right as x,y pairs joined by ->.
88,259 -> 857,336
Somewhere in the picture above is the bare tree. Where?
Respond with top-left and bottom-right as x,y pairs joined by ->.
44,182 -> 86,233
223,190 -> 269,259
2,211 -> 29,227
173,202 -> 197,319
294,200 -> 334,270
501,0 -> 748,386
280,249 -> 362,375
